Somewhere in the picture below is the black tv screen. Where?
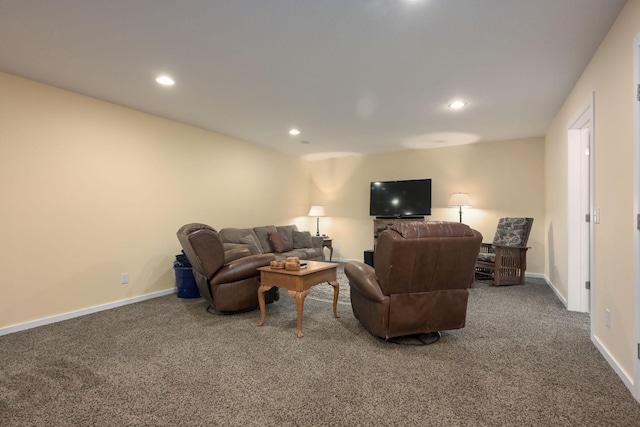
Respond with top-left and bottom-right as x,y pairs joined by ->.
369,179 -> 432,217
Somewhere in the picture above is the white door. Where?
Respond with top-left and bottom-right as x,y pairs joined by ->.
578,127 -> 591,312
567,95 -> 593,313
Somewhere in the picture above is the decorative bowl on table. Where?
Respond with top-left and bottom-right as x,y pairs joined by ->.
285,257 -> 300,271
270,260 -> 286,269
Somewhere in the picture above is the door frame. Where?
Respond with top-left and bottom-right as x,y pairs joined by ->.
567,93 -> 594,314
632,31 -> 640,401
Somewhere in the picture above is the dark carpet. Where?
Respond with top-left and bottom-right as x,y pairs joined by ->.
2,265 -> 640,426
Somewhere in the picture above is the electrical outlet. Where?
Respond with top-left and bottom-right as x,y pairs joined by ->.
121,273 -> 129,284
605,308 -> 611,328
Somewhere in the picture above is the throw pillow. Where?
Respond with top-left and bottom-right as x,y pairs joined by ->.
276,225 -> 298,246
292,230 -> 313,249
268,231 -> 293,253
253,225 -> 278,253
239,234 -> 263,254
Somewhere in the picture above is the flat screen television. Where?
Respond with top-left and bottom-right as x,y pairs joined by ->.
369,179 -> 432,218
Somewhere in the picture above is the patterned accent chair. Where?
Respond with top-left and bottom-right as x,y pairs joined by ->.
476,217 -> 533,286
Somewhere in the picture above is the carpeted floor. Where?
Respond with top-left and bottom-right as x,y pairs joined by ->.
2,264 -> 640,426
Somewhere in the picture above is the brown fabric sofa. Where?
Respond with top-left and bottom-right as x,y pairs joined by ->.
345,221 -> 482,340
176,223 -> 278,313
218,224 -> 325,261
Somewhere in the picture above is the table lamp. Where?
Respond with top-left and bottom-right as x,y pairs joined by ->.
308,205 -> 326,236
448,193 -> 472,223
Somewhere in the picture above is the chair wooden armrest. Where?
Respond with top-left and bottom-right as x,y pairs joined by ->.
492,245 -> 530,286
492,245 -> 529,258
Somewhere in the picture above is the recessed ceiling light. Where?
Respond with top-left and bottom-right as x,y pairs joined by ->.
448,101 -> 467,109
289,129 -> 300,136
156,75 -> 175,86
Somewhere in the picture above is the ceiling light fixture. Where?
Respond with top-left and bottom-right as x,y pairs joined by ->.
156,75 -> 175,86
289,129 -> 301,136
448,101 -> 467,109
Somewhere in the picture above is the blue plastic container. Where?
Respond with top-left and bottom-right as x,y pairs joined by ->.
174,267 -> 200,299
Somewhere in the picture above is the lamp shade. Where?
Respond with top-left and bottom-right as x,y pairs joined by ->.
448,193 -> 472,207
308,205 -> 326,217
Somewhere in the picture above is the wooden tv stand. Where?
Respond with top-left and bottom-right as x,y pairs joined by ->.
373,217 -> 424,249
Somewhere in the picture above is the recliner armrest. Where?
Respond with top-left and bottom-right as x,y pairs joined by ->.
211,253 -> 276,285
224,248 -> 251,264
345,261 -> 386,302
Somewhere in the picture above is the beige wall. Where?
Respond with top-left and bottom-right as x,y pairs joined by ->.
308,138 -> 546,273
0,72 -> 312,329
545,1 -> 640,379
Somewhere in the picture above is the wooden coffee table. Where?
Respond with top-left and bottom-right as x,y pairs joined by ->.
257,261 -> 340,338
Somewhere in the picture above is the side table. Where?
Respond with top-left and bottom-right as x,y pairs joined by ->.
322,238 -> 333,261
257,261 -> 340,338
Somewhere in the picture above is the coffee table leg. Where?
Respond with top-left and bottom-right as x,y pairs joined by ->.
288,289 -> 311,338
257,285 -> 273,327
328,280 -> 340,318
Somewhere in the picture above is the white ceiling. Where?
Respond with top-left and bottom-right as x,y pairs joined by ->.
0,0 -> 627,159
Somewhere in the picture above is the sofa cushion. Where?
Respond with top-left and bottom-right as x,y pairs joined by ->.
239,234 -> 263,255
292,230 -> 313,249
253,226 -> 278,253
268,231 -> 293,253
477,252 -> 496,263
219,228 -> 256,244
297,247 -> 323,259
272,248 -> 322,261
492,217 -> 532,247
276,225 -> 299,247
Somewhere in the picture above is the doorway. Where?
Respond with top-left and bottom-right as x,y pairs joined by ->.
567,94 -> 594,314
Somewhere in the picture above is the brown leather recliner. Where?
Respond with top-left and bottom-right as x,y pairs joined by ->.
345,221 -> 482,341
177,223 -> 278,313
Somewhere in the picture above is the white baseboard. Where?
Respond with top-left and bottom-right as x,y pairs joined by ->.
0,288 -> 176,336
592,333 -> 635,395
531,273 -> 568,308
541,274 -> 636,401
524,272 -> 545,278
